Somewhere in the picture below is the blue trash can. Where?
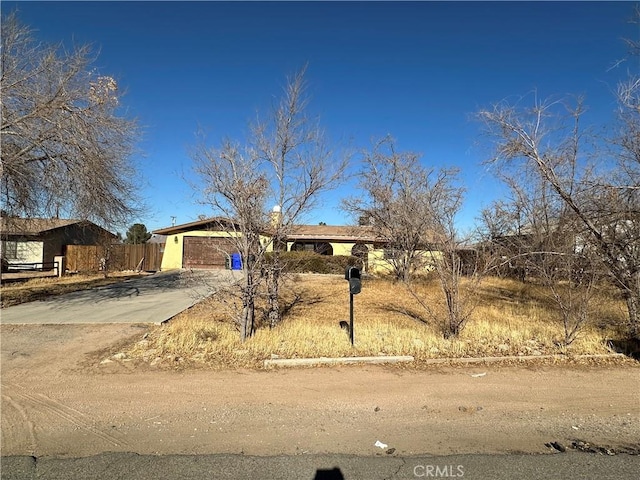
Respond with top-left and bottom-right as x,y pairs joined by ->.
231,253 -> 242,270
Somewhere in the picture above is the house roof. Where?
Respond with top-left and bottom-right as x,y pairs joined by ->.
153,217 -> 383,243
0,217 -> 115,237
152,217 -> 445,245
152,217 -> 240,235
147,234 -> 168,244
289,224 -> 445,245
286,224 -> 380,243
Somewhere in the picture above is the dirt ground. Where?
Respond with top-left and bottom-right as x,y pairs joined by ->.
1,323 -> 639,459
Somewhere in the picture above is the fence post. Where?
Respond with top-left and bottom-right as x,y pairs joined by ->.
53,255 -> 65,277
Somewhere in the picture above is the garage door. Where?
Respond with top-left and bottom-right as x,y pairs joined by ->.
182,236 -> 238,269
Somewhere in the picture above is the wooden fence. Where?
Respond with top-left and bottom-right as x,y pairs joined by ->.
65,243 -> 164,272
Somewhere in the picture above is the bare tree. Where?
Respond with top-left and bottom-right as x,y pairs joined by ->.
0,13 -> 140,228
253,67 -> 347,328
543,247 -> 601,347
479,197 -> 530,281
343,136 -> 447,282
192,138 -> 269,341
345,136 -> 481,337
192,68 -> 347,340
481,163 -> 602,345
478,93 -> 640,339
425,184 -> 481,338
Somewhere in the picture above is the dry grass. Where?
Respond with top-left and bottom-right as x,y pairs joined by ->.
0,272 -> 144,308
126,274 -> 627,369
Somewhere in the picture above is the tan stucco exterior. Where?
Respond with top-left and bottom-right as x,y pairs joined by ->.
161,235 -> 440,274
365,248 -> 443,275
154,219 -> 441,274
161,230 -> 237,270
160,230 -> 273,270
285,240 -> 363,257
287,239 -> 384,273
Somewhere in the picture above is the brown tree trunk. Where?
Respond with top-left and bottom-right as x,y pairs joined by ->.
626,291 -> 640,340
267,252 -> 281,329
240,269 -> 255,341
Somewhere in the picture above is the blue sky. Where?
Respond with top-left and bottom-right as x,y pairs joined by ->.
5,1 -> 638,234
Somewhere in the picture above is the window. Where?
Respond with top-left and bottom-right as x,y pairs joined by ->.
2,241 -> 18,259
351,243 -> 368,258
290,241 -> 333,255
384,248 -> 401,260
315,242 -> 333,255
290,242 -> 306,252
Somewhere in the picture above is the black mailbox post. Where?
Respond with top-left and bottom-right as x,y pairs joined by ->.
345,266 -> 361,345
345,266 -> 362,294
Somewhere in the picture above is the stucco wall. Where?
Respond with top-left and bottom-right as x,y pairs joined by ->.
161,231 -> 441,275
330,242 -> 354,257
4,241 -> 44,264
285,240 -> 384,273
367,249 -> 442,275
286,241 -> 364,257
367,248 -> 391,275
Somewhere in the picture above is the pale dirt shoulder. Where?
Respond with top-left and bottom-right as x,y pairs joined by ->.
1,324 -> 639,458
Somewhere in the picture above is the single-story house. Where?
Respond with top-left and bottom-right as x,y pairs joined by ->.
152,217 -> 437,274
0,217 -> 116,269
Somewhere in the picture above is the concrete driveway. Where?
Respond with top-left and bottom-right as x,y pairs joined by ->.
0,270 -> 236,325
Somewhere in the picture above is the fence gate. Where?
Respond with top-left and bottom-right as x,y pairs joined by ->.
65,244 -> 164,272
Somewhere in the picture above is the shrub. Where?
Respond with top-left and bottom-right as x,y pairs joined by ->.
265,251 -> 360,274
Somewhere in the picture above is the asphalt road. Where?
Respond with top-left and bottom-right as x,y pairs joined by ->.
0,270 -> 236,325
2,452 -> 638,480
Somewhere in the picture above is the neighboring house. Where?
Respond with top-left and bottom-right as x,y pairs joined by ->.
0,217 -> 115,269
152,217 -> 437,274
148,234 -> 167,244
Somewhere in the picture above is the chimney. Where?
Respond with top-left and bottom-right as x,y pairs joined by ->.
270,205 -> 282,227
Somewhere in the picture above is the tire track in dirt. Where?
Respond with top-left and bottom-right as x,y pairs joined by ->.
1,383 -> 129,449
1,391 -> 37,454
